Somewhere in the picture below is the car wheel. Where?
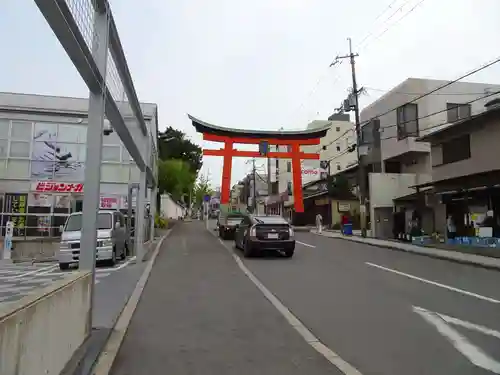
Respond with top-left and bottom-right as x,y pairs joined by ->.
243,239 -> 255,258
283,248 -> 295,258
59,263 -> 70,271
109,248 -> 117,266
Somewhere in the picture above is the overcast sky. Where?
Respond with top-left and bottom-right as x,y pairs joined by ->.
2,0 -> 500,188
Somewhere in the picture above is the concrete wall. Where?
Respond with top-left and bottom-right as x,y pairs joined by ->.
0,271 -> 91,375
160,194 -> 185,219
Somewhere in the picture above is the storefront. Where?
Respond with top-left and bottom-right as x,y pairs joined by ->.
0,112 -> 149,240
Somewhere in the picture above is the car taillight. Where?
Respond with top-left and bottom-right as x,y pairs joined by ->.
250,226 -> 257,237
288,227 -> 294,237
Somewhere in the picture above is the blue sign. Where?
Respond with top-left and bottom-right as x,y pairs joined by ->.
259,141 -> 269,156
204,195 -> 211,202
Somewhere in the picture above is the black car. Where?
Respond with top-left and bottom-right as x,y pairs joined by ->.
234,215 -> 295,258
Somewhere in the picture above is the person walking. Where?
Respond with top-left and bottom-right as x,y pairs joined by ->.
316,213 -> 323,234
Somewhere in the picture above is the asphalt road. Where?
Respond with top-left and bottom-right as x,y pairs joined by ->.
111,222 -> 343,375
221,229 -> 500,375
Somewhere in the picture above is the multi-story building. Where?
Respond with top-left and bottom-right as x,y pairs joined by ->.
359,78 -> 500,238
0,92 -> 158,239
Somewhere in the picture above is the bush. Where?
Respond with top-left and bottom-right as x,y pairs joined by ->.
155,213 -> 168,229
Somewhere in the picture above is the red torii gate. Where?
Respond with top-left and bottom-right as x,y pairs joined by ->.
189,115 -> 330,213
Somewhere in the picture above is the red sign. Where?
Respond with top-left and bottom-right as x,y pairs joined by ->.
100,196 -> 119,209
34,181 -> 84,193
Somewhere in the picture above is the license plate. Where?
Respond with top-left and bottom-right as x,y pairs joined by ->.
267,233 -> 279,239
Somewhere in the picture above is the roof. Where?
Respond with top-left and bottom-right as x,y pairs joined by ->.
188,114 -> 330,140
418,104 -> 500,143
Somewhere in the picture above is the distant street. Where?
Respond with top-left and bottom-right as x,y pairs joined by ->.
111,222 -> 500,375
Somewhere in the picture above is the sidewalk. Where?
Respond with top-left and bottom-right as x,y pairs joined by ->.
109,222 -> 341,375
313,230 -> 500,271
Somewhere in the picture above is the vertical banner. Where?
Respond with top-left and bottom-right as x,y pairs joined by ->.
5,193 -> 27,237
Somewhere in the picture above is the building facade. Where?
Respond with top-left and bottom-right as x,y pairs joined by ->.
360,78 -> 500,238
0,92 -> 158,239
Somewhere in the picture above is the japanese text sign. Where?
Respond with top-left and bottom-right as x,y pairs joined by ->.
34,181 -> 84,193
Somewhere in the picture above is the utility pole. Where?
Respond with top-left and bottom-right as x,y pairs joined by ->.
331,37 -> 368,237
252,158 -> 257,214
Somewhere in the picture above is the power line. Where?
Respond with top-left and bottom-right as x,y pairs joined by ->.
360,55 -> 500,127
378,89 -> 500,130
359,0 -> 428,52
365,86 -> 491,96
358,0 -> 415,50
318,89 -> 500,164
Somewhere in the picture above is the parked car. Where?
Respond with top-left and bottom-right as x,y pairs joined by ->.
234,215 -> 295,258
218,212 -> 245,240
57,210 -> 128,270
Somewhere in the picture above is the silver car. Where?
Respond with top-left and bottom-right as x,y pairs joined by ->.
58,210 -> 128,270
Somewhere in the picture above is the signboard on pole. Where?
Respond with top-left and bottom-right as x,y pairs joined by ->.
3,221 -> 13,261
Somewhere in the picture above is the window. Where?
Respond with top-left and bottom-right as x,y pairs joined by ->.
336,142 -> 341,152
0,119 -> 9,136
446,103 -> 471,123
336,162 -> 341,171
286,161 -> 291,173
0,140 -> 7,158
442,134 -> 470,165
65,212 -> 112,231
287,181 -> 292,195
336,126 -> 341,132
58,124 -> 87,143
11,121 -> 32,140
396,103 -> 419,140
102,145 -> 121,162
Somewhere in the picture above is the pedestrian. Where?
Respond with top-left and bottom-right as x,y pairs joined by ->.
316,213 -> 323,233
341,213 -> 348,235
447,215 -> 456,240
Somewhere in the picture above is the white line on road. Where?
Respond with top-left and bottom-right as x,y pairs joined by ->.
366,262 -> 500,304
296,240 -> 316,248
214,234 -> 363,375
5,264 -> 58,280
413,306 -> 500,373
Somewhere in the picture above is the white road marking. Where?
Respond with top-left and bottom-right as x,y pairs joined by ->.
214,233 -> 362,375
366,262 -> 500,304
296,240 -> 316,248
5,264 -> 58,280
414,306 -> 500,373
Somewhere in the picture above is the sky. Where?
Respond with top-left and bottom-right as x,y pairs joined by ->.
2,0 -> 500,188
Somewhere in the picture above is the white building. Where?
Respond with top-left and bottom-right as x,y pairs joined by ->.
269,115 -> 356,215
360,78 -> 500,237
0,92 -> 158,239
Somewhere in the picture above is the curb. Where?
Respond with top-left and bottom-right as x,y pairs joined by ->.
91,228 -> 173,375
311,231 -> 500,272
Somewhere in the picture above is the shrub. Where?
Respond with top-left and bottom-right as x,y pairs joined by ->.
155,213 -> 168,229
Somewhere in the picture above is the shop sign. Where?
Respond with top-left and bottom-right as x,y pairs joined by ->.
100,196 -> 119,209
33,181 -> 84,193
338,202 -> 351,212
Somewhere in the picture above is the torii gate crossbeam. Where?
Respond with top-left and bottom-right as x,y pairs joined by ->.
189,115 -> 330,213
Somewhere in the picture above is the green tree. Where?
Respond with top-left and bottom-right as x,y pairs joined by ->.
193,175 -> 213,206
327,174 -> 356,199
157,159 -> 196,201
158,127 -> 203,174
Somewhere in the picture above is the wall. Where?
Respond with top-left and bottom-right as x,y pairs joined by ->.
331,199 -> 360,226
431,116 -> 500,181
160,194 -> 184,219
0,271 -> 91,375
360,78 -> 500,163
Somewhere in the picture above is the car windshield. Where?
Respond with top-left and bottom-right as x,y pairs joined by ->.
254,216 -> 288,224
65,213 -> 113,231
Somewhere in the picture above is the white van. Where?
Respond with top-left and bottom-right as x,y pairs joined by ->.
58,210 -> 128,270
